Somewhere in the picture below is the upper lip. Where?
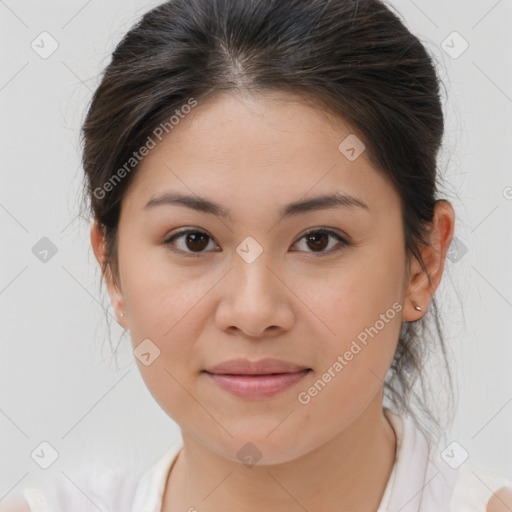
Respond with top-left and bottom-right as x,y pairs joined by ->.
204,358 -> 310,375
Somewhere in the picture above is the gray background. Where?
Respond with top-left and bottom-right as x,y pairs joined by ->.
1,0 -> 511,502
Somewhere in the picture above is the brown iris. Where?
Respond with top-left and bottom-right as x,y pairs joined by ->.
305,231 -> 329,252
185,231 -> 210,252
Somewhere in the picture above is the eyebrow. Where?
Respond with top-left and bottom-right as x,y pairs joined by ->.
144,191 -> 369,219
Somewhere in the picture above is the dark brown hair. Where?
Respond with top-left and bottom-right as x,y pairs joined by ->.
80,0 -> 455,444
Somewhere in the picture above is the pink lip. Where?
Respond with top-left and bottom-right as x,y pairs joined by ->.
203,358 -> 311,399
205,369 -> 311,399
204,357 -> 310,375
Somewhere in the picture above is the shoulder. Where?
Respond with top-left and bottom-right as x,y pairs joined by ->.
8,466 -> 140,512
450,462 -> 512,511
7,442 -> 183,512
4,441 -> 183,512
487,487 -> 512,512
0,499 -> 31,512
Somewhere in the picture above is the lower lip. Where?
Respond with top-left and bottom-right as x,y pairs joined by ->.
204,369 -> 311,399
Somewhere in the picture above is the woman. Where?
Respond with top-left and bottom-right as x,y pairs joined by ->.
10,0 -> 512,510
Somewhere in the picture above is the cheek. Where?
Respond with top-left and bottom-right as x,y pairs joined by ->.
293,291 -> 401,427
294,248 -> 404,398
121,253 -> 214,423
118,247 -> 211,395
120,243 -> 209,338
133,355 -> 216,440
300,257 -> 403,343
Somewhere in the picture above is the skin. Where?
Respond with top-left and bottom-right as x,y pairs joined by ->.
91,90 -> 455,511
487,488 -> 512,512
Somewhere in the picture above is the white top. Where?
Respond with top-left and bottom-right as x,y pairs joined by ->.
20,408 -> 512,512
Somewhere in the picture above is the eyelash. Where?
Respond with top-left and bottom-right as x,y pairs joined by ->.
163,227 -> 350,258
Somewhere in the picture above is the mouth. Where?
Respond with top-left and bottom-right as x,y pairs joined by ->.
202,365 -> 312,399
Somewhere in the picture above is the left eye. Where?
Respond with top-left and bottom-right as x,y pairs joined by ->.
163,228 -> 349,257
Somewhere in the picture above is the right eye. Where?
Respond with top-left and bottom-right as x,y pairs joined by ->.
163,229 -> 220,258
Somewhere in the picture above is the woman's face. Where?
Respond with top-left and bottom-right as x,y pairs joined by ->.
101,91 -> 414,463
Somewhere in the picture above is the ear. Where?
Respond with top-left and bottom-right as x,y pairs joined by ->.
403,200 -> 455,322
90,220 -> 127,327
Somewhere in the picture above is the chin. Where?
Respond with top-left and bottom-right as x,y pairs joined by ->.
201,426 -> 318,467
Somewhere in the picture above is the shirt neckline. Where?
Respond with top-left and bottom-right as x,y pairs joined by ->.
130,440 -> 183,512
132,407 -> 417,512
375,406 -> 402,511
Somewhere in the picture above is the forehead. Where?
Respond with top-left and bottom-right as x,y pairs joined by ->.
144,90 -> 358,163
123,90 -> 399,217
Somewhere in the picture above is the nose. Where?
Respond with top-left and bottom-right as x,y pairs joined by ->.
214,253 -> 295,339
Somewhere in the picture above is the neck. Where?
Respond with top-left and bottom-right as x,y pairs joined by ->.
162,396 -> 397,512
